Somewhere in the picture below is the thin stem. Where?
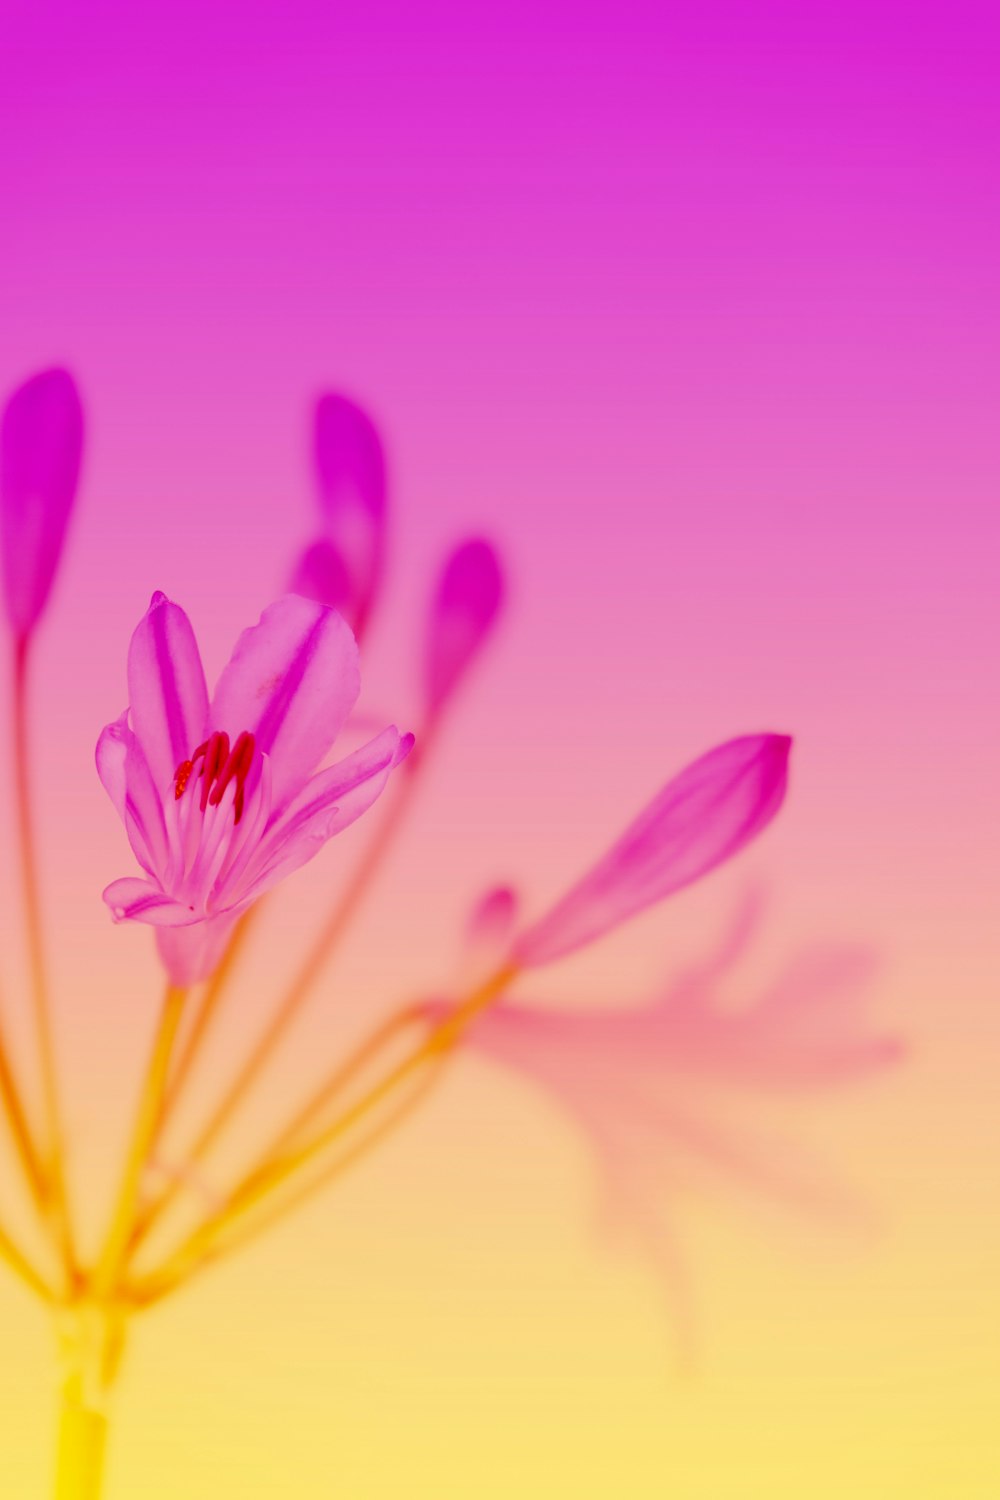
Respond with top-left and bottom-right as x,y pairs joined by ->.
132,747 -> 428,1245
133,962 -> 516,1304
128,1002 -> 423,1259
92,986 -> 186,1299
0,1214 -> 55,1301
0,1004 -> 49,1212
134,1057 -> 445,1306
12,635 -> 77,1279
257,1003 -> 427,1162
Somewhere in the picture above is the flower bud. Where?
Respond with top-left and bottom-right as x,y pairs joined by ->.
1,367 -> 83,640
311,393 -> 386,635
514,734 -> 792,968
425,537 -> 504,716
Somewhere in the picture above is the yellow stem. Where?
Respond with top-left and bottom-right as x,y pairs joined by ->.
53,1303 -> 126,1500
158,909 -> 255,1125
12,635 -> 77,1279
133,963 -> 516,1304
0,1006 -> 49,1213
229,1003 -> 425,1169
0,1215 -> 55,1301
135,1057 -> 446,1306
92,986 -> 186,1299
131,747 -> 427,1248
54,1383 -> 107,1500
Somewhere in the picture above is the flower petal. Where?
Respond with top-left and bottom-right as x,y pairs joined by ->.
0,367 -> 84,638
208,595 -> 360,814
127,592 -> 210,796
96,712 -> 169,877
426,537 -> 505,715
514,734 -> 792,968
102,878 -> 198,927
235,726 -> 411,901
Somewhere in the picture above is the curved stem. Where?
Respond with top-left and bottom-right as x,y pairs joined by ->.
93,986 -> 186,1299
133,962 -> 516,1304
12,635 -> 76,1279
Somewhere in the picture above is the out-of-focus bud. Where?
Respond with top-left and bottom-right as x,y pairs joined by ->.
514,734 -> 791,968
425,537 -> 505,717
1,367 -> 84,642
307,392 -> 387,637
289,537 -> 353,615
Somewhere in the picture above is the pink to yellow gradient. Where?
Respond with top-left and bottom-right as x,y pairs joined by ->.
1,2 -> 998,1496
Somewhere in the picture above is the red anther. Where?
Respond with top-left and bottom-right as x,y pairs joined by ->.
174,729 -> 255,820
198,731 -> 230,812
207,730 -> 257,824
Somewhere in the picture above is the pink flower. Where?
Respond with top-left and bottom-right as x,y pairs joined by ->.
442,892 -> 902,1354
1,367 -> 84,641
425,537 -> 505,717
513,734 -> 791,967
290,393 -> 387,638
97,592 -> 411,985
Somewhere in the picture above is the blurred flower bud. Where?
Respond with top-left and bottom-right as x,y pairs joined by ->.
289,536 -> 353,615
308,392 -> 387,636
425,537 -> 504,716
1,367 -> 84,641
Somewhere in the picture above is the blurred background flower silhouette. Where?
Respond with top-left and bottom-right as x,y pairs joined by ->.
1,2 -> 997,1497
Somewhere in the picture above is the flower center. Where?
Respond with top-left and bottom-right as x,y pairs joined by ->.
174,730 -> 256,824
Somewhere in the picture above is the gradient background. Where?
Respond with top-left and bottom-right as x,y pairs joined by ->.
1,2 -> 998,1494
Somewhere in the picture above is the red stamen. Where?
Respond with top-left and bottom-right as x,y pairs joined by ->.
198,732 -> 230,812
208,731 -> 257,824
173,729 -> 256,822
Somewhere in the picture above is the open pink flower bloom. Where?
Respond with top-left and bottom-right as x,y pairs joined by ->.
513,734 -> 791,967
291,393 -> 387,637
442,893 -> 902,1353
1,367 -> 84,641
97,591 -> 412,985
425,536 -> 505,716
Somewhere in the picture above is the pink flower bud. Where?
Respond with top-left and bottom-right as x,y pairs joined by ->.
425,537 -> 505,715
514,734 -> 791,968
1,368 -> 84,640
310,393 -> 387,636
289,537 -> 353,614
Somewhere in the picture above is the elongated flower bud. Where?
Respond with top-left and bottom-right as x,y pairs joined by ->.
1,367 -> 83,640
289,536 -> 353,614
425,537 -> 504,716
514,734 -> 792,968
310,392 -> 387,636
